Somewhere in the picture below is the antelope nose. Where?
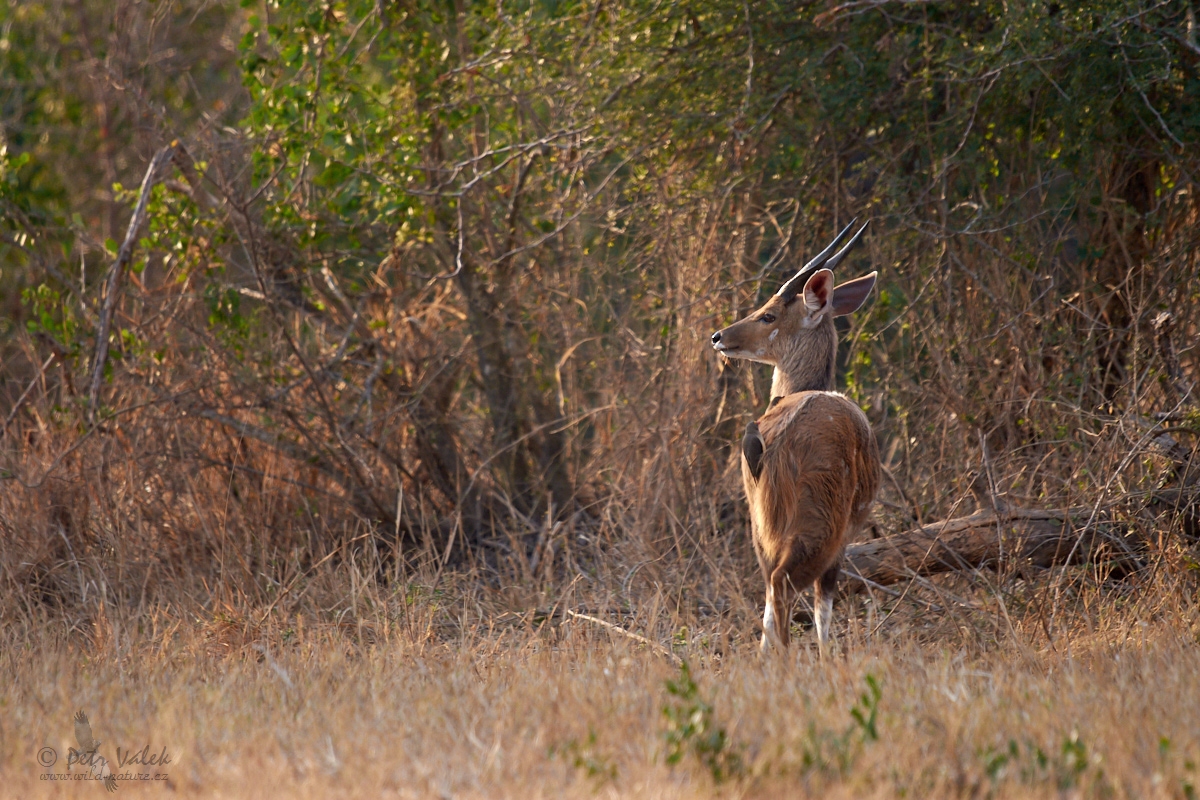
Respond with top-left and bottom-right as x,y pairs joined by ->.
711,331 -> 722,344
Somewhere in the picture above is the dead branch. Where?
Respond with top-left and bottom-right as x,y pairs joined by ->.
564,609 -> 683,666
1153,312 -> 1192,404
1,354 -> 54,437
88,144 -> 176,422
844,507 -> 1101,589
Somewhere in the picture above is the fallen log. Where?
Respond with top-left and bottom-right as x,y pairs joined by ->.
843,507 -> 1105,589
834,319 -> 1200,595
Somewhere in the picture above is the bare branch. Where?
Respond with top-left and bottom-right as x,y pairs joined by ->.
87,143 -> 176,422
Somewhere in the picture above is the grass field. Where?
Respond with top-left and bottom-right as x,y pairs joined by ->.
6,563 -> 1199,800
4,2 -> 1200,797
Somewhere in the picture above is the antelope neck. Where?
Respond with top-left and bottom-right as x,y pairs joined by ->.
768,315 -> 836,399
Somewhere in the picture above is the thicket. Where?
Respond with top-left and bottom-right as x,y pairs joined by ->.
2,0 -> 1199,636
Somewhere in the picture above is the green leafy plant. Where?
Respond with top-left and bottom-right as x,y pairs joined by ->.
549,729 -> 617,784
849,673 -> 882,743
979,730 -> 1096,790
661,660 -> 743,783
1154,737 -> 1196,800
1058,729 -> 1088,789
22,283 -> 80,355
797,673 -> 885,776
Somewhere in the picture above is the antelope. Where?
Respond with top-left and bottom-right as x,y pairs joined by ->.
710,220 -> 880,656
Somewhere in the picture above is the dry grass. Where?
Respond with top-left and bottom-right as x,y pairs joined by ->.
4,5 -> 1200,796
4,385 -> 1200,798
4,555 -> 1200,799
4,162 -> 1200,797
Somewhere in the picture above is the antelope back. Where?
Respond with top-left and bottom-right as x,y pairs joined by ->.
743,392 -> 879,564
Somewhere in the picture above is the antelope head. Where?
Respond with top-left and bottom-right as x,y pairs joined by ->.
710,219 -> 877,395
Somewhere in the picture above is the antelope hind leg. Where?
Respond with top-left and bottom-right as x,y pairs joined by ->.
814,563 -> 839,658
760,580 -> 790,654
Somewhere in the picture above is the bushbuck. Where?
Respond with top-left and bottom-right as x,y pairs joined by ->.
710,220 -> 880,656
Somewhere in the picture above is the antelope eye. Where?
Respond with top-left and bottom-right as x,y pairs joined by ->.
760,314 -> 776,324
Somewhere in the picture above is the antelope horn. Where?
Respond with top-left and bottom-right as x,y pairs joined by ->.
776,218 -> 857,301
821,218 -> 869,272
777,218 -> 868,302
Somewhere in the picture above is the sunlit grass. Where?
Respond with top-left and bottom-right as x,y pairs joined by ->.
4,578 -> 1199,799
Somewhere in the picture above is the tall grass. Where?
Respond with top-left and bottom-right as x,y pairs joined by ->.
4,4 -> 1200,793
3,566 -> 1198,797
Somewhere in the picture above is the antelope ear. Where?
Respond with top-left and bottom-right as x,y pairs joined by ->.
831,271 -> 877,316
802,269 -> 835,315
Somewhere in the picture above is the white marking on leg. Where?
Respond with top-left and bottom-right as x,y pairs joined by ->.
761,587 -> 777,652
815,595 -> 833,657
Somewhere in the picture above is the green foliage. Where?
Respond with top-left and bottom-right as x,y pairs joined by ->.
848,673 -> 882,742
795,674 -> 885,776
1155,736 -> 1197,800
1058,729 -> 1089,788
0,0 -> 250,393
979,729 -> 1097,790
661,660 -> 743,783
549,728 -> 617,784
22,283 -> 79,355
223,0 -> 751,281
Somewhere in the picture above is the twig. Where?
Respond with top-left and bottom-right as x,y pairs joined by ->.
257,530 -> 372,623
87,144 -> 176,421
433,191 -> 467,280
7,427 -> 96,489
1,354 -> 54,437
564,609 -> 683,666
251,644 -> 294,689
1153,312 -> 1194,404
840,567 -> 945,612
1051,404 -> 1191,617
881,463 -> 921,523
814,0 -> 944,27
1117,33 -> 1185,149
